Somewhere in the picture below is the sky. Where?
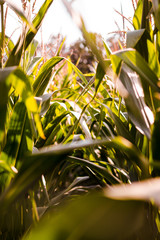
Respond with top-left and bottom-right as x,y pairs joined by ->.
3,0 -> 134,45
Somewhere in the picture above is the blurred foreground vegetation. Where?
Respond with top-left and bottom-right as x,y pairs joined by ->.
1,0 -> 160,239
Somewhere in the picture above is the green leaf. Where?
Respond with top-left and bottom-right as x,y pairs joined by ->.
152,0 -> 160,32
0,137 -> 148,209
0,102 -> 27,191
111,48 -> 160,93
0,67 -> 16,145
117,65 -> 154,139
95,62 -> 109,92
151,110 -> 160,176
23,193 -> 147,240
33,57 -> 63,96
133,0 -> 143,30
147,40 -> 160,77
102,103 -> 134,143
7,68 -> 44,139
141,0 -> 151,31
0,102 -> 27,166
65,57 -> 88,85
68,156 -> 121,184
35,111 -> 69,148
0,33 -> 14,57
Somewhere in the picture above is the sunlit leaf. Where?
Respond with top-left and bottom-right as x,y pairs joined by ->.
106,177 -> 160,207
33,57 -> 63,96
7,68 -> 44,139
111,48 -> 160,93
0,67 -> 16,145
133,0 -> 143,30
152,0 -> 160,32
117,64 -> 154,139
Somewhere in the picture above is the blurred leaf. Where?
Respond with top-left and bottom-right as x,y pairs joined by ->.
141,0 -> 151,31
106,177 -> 160,207
127,29 -> 151,62
152,0 -> 160,32
133,0 -> 143,30
0,67 -> 16,145
103,40 -> 112,58
126,29 -> 145,48
68,156 -> 121,184
0,33 -> 14,57
0,160 -> 15,175
23,192 -> 147,240
0,102 -> 27,165
39,93 -> 53,116
151,110 -> 160,176
27,57 -> 42,75
56,37 -> 66,56
81,21 -> 108,73
0,137 -> 148,209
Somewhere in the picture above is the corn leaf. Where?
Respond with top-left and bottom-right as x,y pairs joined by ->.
133,0 -> 143,30
152,0 -> 160,32
0,67 -> 16,145
33,57 -> 63,96
0,136 -> 148,209
7,68 -> 44,139
117,65 -> 154,139
23,192 -> 147,240
111,48 -> 160,93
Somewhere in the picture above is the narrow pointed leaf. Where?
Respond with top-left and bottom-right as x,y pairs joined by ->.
33,57 -> 63,96
0,67 -> 16,145
126,29 -> 145,48
7,68 -> 44,139
0,137 -> 148,208
111,48 -> 160,93
152,0 -> 160,32
106,177 -> 160,207
68,156 -> 121,184
0,102 -> 27,191
133,0 -> 143,30
23,193 -> 146,240
117,65 -> 154,139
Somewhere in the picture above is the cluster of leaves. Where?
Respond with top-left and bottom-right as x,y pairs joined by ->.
1,0 -> 160,239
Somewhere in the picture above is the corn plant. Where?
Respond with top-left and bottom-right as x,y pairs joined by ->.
1,0 -> 160,239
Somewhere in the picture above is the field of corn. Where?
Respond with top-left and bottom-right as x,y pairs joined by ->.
1,0 -> 160,239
